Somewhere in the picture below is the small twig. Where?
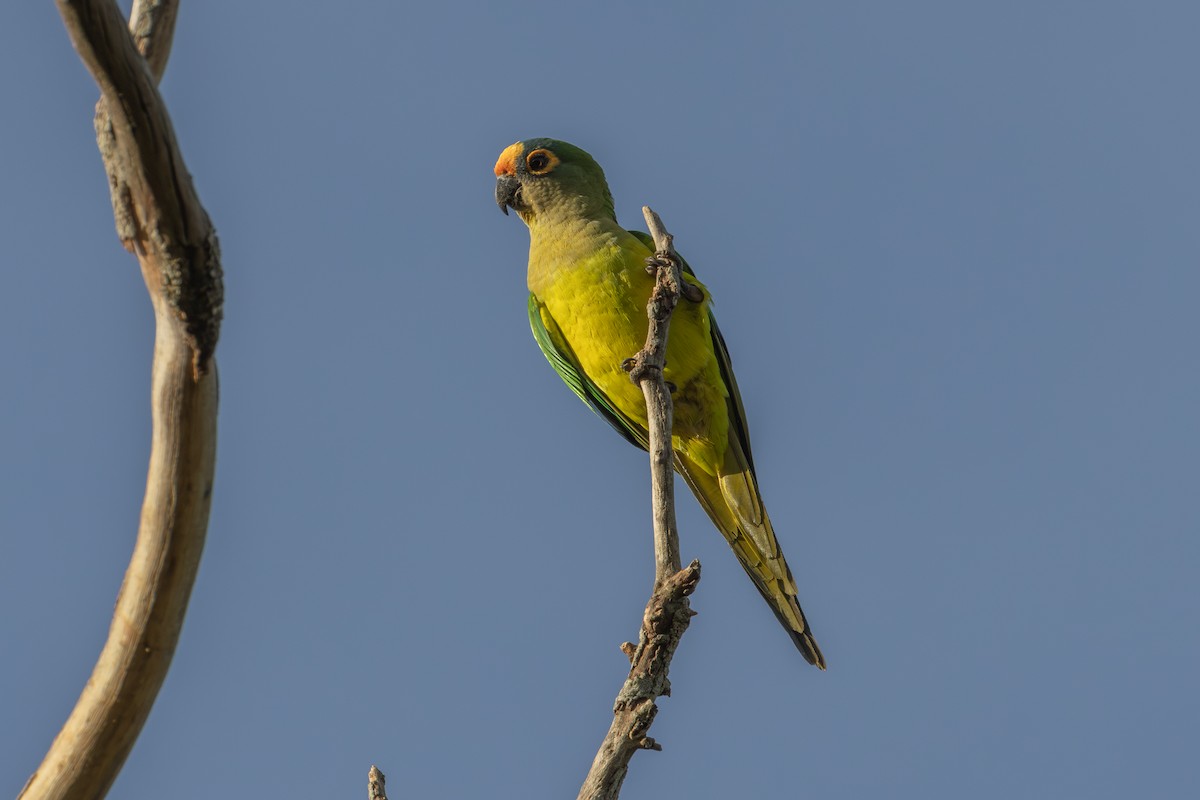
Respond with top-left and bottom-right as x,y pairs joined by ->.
21,3 -> 221,798
578,207 -> 702,799
368,766 -> 389,800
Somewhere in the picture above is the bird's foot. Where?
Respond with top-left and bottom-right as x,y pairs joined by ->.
644,254 -> 671,275
622,354 -> 664,385
645,254 -> 703,303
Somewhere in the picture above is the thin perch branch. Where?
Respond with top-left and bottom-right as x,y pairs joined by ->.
578,207 -> 701,800
21,2 -> 221,798
622,206 -> 689,586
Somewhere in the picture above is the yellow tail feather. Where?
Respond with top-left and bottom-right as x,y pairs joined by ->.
676,445 -> 826,669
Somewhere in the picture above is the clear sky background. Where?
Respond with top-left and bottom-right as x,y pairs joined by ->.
2,2 -> 1197,798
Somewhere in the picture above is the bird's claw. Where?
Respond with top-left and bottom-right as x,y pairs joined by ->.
623,355 -> 664,385
644,255 -> 703,303
643,255 -> 670,275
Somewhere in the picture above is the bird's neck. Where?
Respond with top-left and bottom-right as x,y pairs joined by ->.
525,210 -> 628,295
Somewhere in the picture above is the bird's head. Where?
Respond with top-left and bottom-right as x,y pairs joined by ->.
494,138 -> 616,226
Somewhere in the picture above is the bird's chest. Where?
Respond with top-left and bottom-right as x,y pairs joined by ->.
530,236 -> 718,436
535,243 -> 653,398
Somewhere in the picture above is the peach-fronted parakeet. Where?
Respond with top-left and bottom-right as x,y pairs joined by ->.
495,138 -> 825,668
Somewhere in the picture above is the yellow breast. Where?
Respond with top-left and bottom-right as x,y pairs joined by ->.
528,221 -> 730,474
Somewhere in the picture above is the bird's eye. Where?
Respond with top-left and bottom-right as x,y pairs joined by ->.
526,149 -> 557,174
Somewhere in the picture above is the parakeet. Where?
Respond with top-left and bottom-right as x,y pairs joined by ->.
495,138 -> 825,668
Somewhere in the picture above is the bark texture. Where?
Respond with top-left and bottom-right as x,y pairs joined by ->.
21,2 -> 221,798
369,766 -> 389,800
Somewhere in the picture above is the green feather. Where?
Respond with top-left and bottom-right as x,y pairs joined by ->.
527,293 -> 648,451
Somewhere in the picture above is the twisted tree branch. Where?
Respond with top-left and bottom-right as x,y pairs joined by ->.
21,2 -> 221,797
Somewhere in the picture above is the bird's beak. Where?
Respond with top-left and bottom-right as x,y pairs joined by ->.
495,174 -> 521,215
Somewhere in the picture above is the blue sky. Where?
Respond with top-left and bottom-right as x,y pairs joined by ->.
2,2 -> 1198,797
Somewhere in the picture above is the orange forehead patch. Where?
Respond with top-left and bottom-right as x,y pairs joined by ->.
494,142 -> 523,176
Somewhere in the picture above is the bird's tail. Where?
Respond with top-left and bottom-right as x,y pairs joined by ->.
676,441 -> 825,669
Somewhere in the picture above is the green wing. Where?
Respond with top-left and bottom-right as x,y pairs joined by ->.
528,293 -> 649,451
629,230 -> 756,472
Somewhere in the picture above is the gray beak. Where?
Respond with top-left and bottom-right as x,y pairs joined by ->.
495,174 -> 521,215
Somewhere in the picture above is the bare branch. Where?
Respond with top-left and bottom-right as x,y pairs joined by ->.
577,562 -> 700,800
128,0 -> 179,81
94,0 -> 181,252
620,206 -> 691,586
369,766 -> 389,800
20,2 -> 221,798
66,0 -> 222,377
580,208 -> 701,799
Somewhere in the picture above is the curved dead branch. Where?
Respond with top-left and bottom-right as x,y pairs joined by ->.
21,1 -> 221,798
